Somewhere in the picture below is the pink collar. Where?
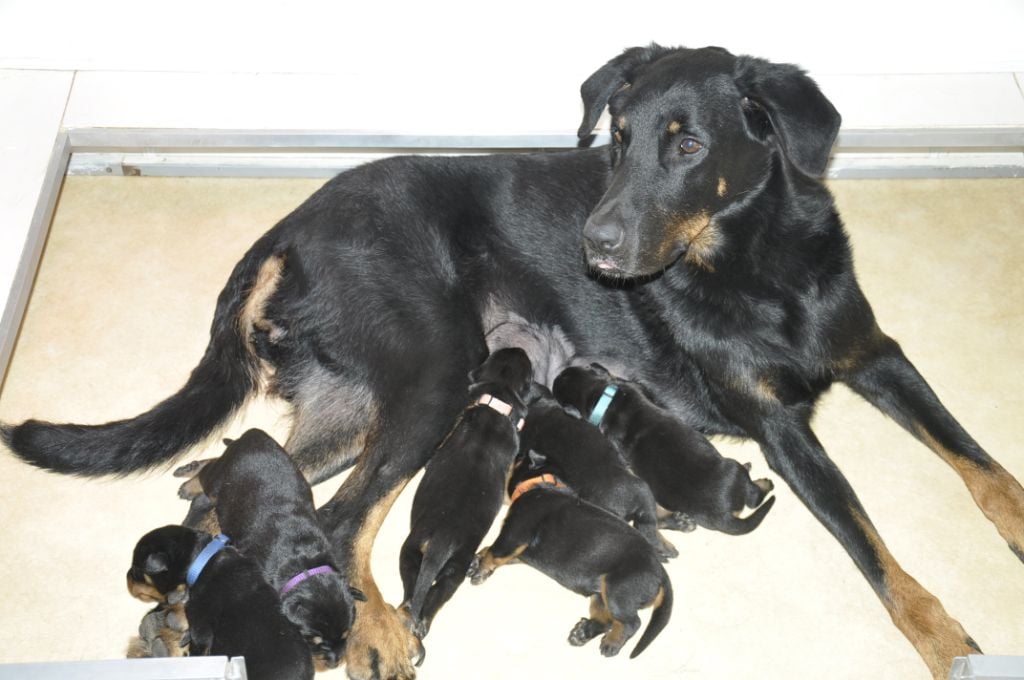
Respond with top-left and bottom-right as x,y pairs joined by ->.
473,393 -> 525,431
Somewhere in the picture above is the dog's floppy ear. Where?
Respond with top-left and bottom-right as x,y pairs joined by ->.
144,552 -> 170,575
578,44 -> 673,139
525,449 -> 547,469
733,56 -> 841,177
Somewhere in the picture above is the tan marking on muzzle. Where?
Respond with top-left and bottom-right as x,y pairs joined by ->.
917,428 -> 1024,552
853,512 -> 976,678
127,575 -> 165,603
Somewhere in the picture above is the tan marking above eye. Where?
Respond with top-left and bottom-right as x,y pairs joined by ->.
668,121 -> 682,134
717,177 -> 728,197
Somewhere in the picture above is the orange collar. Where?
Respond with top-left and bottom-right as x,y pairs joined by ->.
509,473 -> 566,504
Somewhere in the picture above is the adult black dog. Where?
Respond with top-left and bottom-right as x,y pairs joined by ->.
4,44 -> 1022,679
175,428 -> 361,670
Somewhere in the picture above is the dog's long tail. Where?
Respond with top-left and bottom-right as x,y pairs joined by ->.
629,570 -> 674,659
1,234 -> 282,476
716,494 -> 777,536
406,540 -> 459,625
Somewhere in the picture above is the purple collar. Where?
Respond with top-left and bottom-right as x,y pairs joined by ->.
280,565 -> 337,595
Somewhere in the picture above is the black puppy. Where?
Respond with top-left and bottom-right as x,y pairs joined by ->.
468,454 -> 672,659
554,364 -> 775,535
398,347 -> 532,639
174,429 -> 360,669
127,525 -> 312,680
519,384 -> 678,559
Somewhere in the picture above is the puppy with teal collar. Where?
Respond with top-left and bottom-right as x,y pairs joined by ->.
553,364 -> 776,535
126,525 -> 312,680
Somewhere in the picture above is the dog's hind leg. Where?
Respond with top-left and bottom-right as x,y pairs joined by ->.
314,364 -> 476,680
753,408 -> 978,679
841,335 -> 1024,561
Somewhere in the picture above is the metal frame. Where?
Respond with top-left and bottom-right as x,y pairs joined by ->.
2,125 -> 1023,387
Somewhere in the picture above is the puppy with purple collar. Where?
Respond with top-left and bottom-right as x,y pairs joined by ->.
398,347 -> 532,640
554,364 -> 776,535
127,525 -> 312,680
174,429 -> 362,669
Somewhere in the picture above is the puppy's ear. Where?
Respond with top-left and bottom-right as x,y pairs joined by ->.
588,362 -> 612,378
526,449 -> 547,469
578,44 -> 673,139
733,56 -> 840,177
523,381 -> 549,405
144,553 -> 170,575
350,587 -> 367,602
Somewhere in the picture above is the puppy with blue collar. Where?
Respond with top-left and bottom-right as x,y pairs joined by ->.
127,525 -> 312,680
173,429 -> 362,669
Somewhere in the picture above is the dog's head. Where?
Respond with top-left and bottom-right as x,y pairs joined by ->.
127,525 -> 204,605
280,568 -> 365,670
577,45 -> 840,278
551,363 -> 613,415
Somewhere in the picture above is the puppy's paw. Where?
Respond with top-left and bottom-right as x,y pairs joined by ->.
659,511 -> 697,533
599,635 -> 625,657
754,478 -> 774,494
172,460 -> 205,478
568,618 -> 606,647
467,554 -> 491,585
656,533 -> 678,561
345,597 -> 422,680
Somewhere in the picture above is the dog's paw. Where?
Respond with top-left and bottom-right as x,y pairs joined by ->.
754,477 -> 775,494
345,597 -> 423,680
568,618 -> 606,647
656,533 -> 679,561
172,460 -> 203,478
659,511 -> 697,533
467,554 -> 491,585
599,634 -> 625,657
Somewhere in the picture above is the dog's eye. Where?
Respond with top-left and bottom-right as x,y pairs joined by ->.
679,138 -> 703,155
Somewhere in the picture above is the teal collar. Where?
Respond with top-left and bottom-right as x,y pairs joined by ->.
588,384 -> 619,427
186,534 -> 230,587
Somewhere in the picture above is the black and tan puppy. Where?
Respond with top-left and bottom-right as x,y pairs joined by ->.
127,525 -> 313,680
174,429 -> 359,669
554,364 -> 775,535
398,347 -> 532,640
468,454 -> 672,659
519,384 -> 678,559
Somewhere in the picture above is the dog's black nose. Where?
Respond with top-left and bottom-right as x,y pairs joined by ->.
584,220 -> 624,254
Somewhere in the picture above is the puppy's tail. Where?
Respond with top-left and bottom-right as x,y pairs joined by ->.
717,494 -> 777,536
630,570 -> 673,659
1,234 -> 282,477
406,540 -> 459,626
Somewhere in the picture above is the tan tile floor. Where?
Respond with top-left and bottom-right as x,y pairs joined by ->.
0,176 -> 1021,679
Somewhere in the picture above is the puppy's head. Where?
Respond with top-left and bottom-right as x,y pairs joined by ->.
552,363 -> 613,415
470,347 -> 533,396
127,525 -> 204,605
280,566 -> 365,670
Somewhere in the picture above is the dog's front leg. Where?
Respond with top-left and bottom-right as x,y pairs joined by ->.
841,335 -> 1024,561
758,413 -> 978,679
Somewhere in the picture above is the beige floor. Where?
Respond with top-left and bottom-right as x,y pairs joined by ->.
0,175 -> 1022,679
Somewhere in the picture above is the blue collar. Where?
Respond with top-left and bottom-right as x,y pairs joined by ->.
186,534 -> 230,587
588,384 -> 619,427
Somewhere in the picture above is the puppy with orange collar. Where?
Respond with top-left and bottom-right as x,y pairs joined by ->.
469,451 -> 673,659
398,347 -> 533,640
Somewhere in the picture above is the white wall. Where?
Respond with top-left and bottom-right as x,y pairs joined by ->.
1,0 -> 1023,381
1,0 -> 1023,79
